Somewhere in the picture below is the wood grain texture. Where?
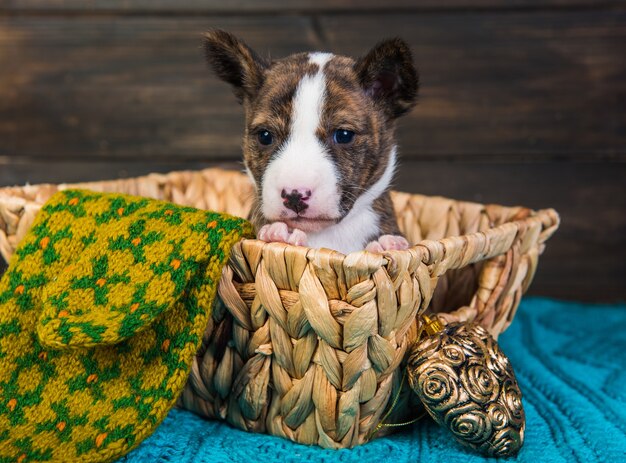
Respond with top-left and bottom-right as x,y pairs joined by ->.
0,16 -> 319,161
321,10 -> 626,159
1,160 -> 623,302
3,1 -> 620,13
1,11 -> 624,161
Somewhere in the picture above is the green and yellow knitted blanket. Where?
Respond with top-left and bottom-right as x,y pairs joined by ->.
0,189 -> 252,463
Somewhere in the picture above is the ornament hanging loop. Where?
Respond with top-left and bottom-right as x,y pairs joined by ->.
421,314 -> 444,336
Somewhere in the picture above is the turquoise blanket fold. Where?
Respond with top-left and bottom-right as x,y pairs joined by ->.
119,298 -> 626,463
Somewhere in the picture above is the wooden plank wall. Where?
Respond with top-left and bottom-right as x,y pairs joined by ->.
1,1 -> 624,301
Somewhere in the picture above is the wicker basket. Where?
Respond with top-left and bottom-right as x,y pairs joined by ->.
0,168 -> 559,449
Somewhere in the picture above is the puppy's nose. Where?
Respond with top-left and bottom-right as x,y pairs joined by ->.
281,188 -> 311,214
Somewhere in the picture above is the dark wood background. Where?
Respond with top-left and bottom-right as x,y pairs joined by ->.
1,1 -> 625,301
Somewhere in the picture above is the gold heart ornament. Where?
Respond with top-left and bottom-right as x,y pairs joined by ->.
407,318 -> 525,457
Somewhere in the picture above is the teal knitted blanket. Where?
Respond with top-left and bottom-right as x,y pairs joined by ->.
119,298 -> 626,463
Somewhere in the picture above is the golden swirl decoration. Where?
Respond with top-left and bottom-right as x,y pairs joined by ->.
407,322 -> 525,457
442,344 -> 466,366
416,362 -> 460,412
487,402 -> 510,430
444,403 -> 493,445
461,363 -> 499,404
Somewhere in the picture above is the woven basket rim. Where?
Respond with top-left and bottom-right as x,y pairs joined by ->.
0,168 -> 560,271
236,206 -> 559,266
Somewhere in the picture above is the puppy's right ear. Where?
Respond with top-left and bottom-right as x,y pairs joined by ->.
355,38 -> 418,119
204,30 -> 269,102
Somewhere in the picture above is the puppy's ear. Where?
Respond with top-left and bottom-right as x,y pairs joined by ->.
354,38 -> 418,118
204,30 -> 269,102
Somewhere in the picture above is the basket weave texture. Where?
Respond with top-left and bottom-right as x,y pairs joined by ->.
0,168 -> 559,449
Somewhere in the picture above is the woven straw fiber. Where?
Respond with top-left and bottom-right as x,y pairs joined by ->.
0,168 -> 559,449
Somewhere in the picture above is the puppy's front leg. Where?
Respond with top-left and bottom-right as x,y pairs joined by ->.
257,222 -> 308,246
365,194 -> 410,252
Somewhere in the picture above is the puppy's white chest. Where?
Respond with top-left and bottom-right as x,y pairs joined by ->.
306,207 -> 380,254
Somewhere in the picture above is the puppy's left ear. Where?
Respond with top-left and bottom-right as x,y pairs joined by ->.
204,29 -> 269,103
354,38 -> 419,118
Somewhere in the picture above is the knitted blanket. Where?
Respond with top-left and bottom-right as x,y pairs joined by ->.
0,190 -> 252,463
120,297 -> 626,463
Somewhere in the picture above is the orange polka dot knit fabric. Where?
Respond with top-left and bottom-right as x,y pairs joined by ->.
0,190 -> 252,462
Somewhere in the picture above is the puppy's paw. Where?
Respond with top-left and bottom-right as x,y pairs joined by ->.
287,228 -> 308,246
365,235 -> 410,253
258,222 -> 289,242
257,222 -> 308,246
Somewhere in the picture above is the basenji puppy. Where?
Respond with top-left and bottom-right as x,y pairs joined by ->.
204,30 -> 418,253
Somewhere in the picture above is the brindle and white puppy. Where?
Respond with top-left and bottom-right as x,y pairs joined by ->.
204,30 -> 419,254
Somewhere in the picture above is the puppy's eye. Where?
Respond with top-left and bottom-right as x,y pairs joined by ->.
257,130 -> 273,146
333,129 -> 355,144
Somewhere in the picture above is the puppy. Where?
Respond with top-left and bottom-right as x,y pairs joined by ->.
204,30 -> 418,254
